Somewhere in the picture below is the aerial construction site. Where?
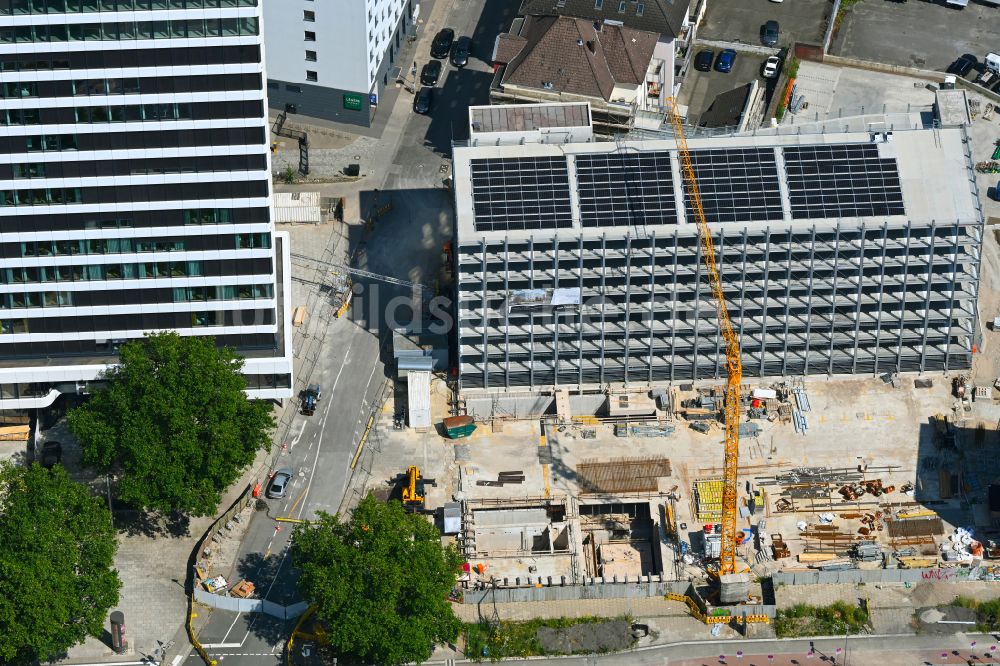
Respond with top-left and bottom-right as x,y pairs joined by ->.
357,94 -> 1000,630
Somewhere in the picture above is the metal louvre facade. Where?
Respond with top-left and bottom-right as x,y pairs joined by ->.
453,126 -> 984,392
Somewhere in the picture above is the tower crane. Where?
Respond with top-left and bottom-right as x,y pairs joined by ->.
665,98 -> 744,578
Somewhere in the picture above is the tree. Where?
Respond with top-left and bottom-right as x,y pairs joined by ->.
292,495 -> 462,665
0,462 -> 121,664
68,331 -> 274,517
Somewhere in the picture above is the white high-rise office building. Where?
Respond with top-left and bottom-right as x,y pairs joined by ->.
0,0 -> 293,409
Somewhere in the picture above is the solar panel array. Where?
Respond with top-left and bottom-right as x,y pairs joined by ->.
575,150 -> 677,227
784,144 -> 905,219
470,156 -> 573,232
466,142 -> 907,232
684,148 -> 784,223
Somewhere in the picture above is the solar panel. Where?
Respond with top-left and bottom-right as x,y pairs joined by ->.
575,150 -> 677,227
684,148 -> 784,223
470,156 -> 573,232
784,143 -> 905,219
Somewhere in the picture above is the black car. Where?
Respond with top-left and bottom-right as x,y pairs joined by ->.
413,86 -> 433,114
946,54 -> 977,78
430,28 -> 454,59
450,36 -> 472,67
761,20 -> 779,47
40,441 -> 62,469
694,49 -> 714,72
420,60 -> 442,86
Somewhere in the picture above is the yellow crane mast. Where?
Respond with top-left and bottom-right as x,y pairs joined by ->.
666,99 -> 743,577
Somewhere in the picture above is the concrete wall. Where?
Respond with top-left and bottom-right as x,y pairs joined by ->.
462,578 -> 689,604
773,567 -> 999,586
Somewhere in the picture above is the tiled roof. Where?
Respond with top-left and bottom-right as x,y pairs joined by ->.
518,0 -> 690,39
500,15 -> 657,101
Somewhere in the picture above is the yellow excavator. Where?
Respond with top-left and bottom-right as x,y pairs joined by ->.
401,465 -> 426,512
666,99 -> 746,585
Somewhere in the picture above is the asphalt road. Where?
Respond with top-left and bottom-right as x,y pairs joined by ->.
831,0 -> 1000,73
186,0 -> 499,663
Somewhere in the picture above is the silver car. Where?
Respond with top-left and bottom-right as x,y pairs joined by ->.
266,468 -> 294,499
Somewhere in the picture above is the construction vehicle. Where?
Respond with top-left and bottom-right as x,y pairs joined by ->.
666,98 -> 745,586
402,465 -> 426,511
301,384 -> 322,416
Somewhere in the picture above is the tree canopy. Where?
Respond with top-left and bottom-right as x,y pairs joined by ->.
68,331 -> 274,517
292,495 -> 462,665
0,462 -> 121,664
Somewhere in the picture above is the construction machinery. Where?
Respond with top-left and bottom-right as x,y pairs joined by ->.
300,383 -> 322,416
666,99 -> 744,582
402,465 -> 426,512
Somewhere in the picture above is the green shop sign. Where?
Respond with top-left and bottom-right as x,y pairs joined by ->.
343,93 -> 364,110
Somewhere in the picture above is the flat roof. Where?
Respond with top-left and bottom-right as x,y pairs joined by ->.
453,123 -> 981,240
470,102 -> 592,134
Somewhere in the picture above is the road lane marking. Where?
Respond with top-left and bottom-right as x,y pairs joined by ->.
200,643 -> 243,649
218,610 -> 244,645
287,330 -> 357,518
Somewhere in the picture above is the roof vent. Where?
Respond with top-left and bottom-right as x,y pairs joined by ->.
586,40 -> 596,54
542,81 -> 554,89
577,39 -> 584,46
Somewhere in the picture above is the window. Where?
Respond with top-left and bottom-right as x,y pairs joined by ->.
636,2 -> 643,15
304,30 -> 315,41
618,0 -> 625,12
305,50 -> 316,61
303,9 -> 314,21
306,70 -> 317,82
594,0 -> 602,8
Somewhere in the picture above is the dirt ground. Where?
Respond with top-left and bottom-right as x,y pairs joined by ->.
536,619 -> 633,654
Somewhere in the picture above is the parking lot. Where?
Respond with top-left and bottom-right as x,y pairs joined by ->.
677,48 -> 780,126
698,0 -> 830,48
832,0 -> 1000,73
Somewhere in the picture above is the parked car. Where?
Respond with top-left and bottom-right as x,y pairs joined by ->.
761,20 -> 780,47
413,86 -> 433,114
946,54 -> 977,77
762,55 -> 781,79
450,36 -> 472,67
420,60 -> 442,85
715,49 -> 737,73
40,441 -> 62,469
430,28 -> 455,59
266,468 -> 293,499
694,49 -> 714,72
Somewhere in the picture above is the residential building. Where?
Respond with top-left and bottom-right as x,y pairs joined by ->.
491,15 -> 658,134
263,0 -> 413,127
516,0 -> 703,104
452,106 -> 983,404
0,0 -> 293,409
697,82 -> 765,132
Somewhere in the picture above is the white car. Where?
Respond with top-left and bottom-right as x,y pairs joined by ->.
763,56 -> 781,79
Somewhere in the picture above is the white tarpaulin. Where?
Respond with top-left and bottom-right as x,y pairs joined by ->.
407,370 -> 431,430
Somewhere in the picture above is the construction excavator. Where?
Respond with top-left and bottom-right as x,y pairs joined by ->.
401,465 -> 426,512
666,99 -> 748,593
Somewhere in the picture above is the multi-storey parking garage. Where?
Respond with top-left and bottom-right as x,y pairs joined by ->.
453,107 -> 984,392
